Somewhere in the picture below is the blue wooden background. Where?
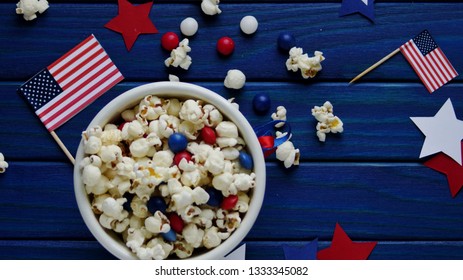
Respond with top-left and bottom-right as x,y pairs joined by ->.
1,0 -> 463,259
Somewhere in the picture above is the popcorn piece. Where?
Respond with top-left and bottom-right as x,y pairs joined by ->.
100,124 -> 122,146
204,149 -> 225,175
224,69 -> 246,90
145,211 -> 171,234
146,237 -> 174,260
169,74 -> 180,82
212,172 -> 236,196
275,140 -> 300,169
152,150 -> 174,168
193,208 -> 215,229
232,173 -> 256,192
182,223 -> 204,248
99,197 -> 130,232
228,97 -> 240,111
130,195 -> 149,218
216,210 -> 241,233
286,47 -> 325,79
311,101 -> 344,142
202,104 -> 223,127
0,153 -> 8,174
216,121 -> 238,138
173,240 -> 194,259
271,106 -> 287,128
203,226 -> 222,249
165,39 -> 192,70
180,99 -> 204,125
126,228 -> 146,252
16,0 -> 49,21
201,0 -> 221,16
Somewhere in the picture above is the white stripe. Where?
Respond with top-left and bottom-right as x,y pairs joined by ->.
48,37 -> 98,75
58,51 -> 107,88
433,49 -> 458,79
40,64 -> 118,124
422,51 -> 448,87
36,58 -> 112,116
409,42 -> 443,89
44,71 -> 123,130
403,41 -> 438,91
428,50 -> 452,81
401,42 -> 433,91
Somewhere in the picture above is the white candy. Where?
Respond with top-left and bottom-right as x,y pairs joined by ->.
286,47 -> 325,79
271,106 -> 287,128
180,17 -> 198,37
0,153 -> 9,174
201,0 -> 221,16
165,39 -> 192,70
16,0 -> 49,21
240,16 -> 258,35
224,69 -> 246,90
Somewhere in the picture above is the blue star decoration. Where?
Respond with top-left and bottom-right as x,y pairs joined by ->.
339,0 -> 375,23
283,239 -> 318,260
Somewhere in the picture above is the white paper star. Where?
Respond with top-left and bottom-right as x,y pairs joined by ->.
223,244 -> 246,260
361,0 -> 368,5
410,98 -> 463,164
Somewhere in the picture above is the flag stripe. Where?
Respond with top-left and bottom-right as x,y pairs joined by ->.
38,61 -> 115,122
48,35 -> 98,74
37,57 -> 113,118
428,50 -> 452,81
46,71 -> 124,131
434,48 -> 458,78
400,41 -> 436,92
406,41 -> 440,91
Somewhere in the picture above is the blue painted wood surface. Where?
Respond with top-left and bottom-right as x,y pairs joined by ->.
1,1 -> 463,260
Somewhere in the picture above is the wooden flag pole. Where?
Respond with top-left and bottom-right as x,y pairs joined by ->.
349,48 -> 401,84
50,131 -> 75,165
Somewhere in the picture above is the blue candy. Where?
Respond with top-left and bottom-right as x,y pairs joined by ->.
122,193 -> 134,212
168,133 -> 188,153
277,32 -> 296,51
206,187 -> 223,207
147,196 -> 167,214
252,93 -> 271,114
239,151 -> 254,170
161,229 -> 177,242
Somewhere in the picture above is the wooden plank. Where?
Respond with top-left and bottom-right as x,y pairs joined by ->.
1,3 -> 462,82
0,162 -> 462,240
1,81 -> 462,161
1,240 -> 463,260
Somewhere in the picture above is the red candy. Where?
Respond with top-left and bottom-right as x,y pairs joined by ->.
118,121 -> 128,131
221,195 -> 238,210
201,126 -> 216,145
161,32 -> 179,51
168,213 -> 184,233
174,151 -> 192,167
217,36 -> 235,56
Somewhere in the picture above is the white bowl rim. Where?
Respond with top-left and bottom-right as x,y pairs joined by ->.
73,81 -> 266,260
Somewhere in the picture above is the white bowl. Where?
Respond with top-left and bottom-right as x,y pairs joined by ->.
73,81 -> 266,259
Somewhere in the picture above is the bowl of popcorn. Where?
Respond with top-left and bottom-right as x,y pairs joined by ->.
73,81 -> 265,259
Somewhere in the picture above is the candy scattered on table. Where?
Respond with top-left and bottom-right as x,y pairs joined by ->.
16,0 -> 49,21
277,32 -> 296,51
180,17 -> 199,37
224,69 -> 246,89
240,15 -> 258,35
161,32 -> 180,51
165,38 -> 192,70
252,93 -> 271,114
0,153 -> 8,174
201,0 -> 221,16
217,36 -> 235,56
168,133 -> 188,153
286,47 -> 325,79
271,106 -> 287,128
311,101 -> 344,142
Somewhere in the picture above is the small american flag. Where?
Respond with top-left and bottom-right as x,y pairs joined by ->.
18,34 -> 124,131
400,30 -> 458,93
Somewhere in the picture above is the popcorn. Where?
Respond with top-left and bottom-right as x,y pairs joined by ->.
0,153 -> 8,174
16,0 -> 49,21
286,47 -> 325,79
165,39 -> 192,70
224,69 -> 246,90
275,139 -> 300,168
271,106 -> 287,128
201,0 -> 221,16
311,101 -> 344,142
80,95 -> 257,259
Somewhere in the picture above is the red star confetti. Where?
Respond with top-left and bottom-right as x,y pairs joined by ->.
105,0 -> 158,51
424,142 -> 463,198
317,223 -> 377,260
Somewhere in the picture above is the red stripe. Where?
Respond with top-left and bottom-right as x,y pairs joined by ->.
400,42 -> 434,93
407,42 -> 440,91
435,48 -> 458,78
55,48 -> 105,87
47,35 -> 96,70
422,52 -> 446,87
47,72 -> 124,131
428,50 -> 452,81
39,61 -> 114,119
49,41 -> 100,79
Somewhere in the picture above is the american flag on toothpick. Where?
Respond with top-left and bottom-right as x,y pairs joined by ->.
400,30 -> 458,93
18,34 -> 124,163
18,34 -> 124,131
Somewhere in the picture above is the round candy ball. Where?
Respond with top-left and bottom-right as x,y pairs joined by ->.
277,32 -> 296,51
161,229 -> 177,242
240,15 -> 258,35
217,36 -> 235,56
221,195 -> 239,210
239,151 -> 253,170
147,196 -> 167,214
161,32 -> 179,51
168,213 -> 184,234
168,133 -> 188,153
200,126 -> 216,145
174,151 -> 192,168
206,188 -> 223,207
252,93 -> 271,114
180,17 -> 198,37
